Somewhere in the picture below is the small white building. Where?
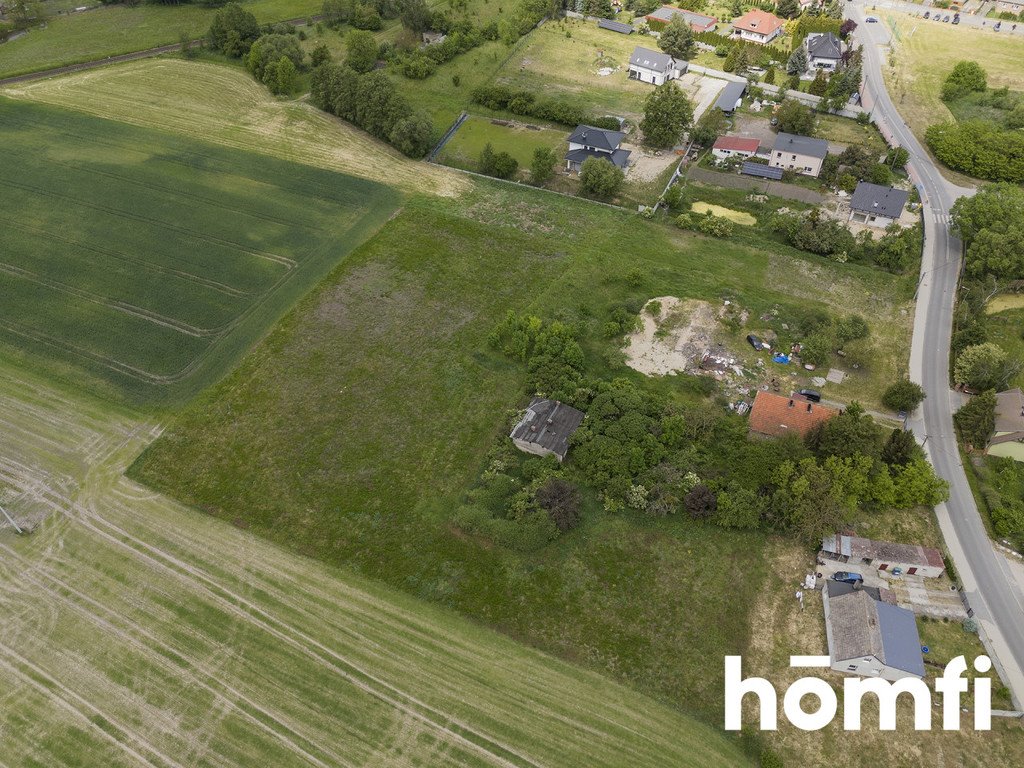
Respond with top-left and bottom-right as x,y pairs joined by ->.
731,9 -> 785,45
806,32 -> 842,71
627,46 -> 686,86
823,581 -> 926,682
711,136 -> 760,161
849,182 -> 910,228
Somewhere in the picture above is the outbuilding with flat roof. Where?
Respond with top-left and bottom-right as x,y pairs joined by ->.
821,534 -> 946,578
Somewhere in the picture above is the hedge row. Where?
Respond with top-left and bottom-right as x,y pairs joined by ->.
471,85 -> 621,130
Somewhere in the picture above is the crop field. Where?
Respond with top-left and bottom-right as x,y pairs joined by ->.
0,362 -> 748,768
882,13 -> 1024,141
437,116 -> 566,173
2,59 -> 464,197
0,98 -> 400,404
129,178 -> 917,723
0,0 -> 323,78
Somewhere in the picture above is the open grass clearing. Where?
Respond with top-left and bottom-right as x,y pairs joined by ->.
0,361 -> 747,768
985,293 -> 1024,314
691,201 -> 757,225
2,58 -> 464,197
437,115 -> 566,174
0,97 -> 400,405
981,306 -> 1024,390
0,0 -> 323,78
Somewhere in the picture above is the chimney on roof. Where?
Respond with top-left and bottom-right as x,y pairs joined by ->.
807,403 -> 812,412
788,399 -> 794,408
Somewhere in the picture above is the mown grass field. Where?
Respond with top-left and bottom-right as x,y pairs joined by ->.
437,115 -> 566,174
0,97 -> 400,405
0,361 -> 749,768
2,59 -> 464,197
0,0 -> 323,78
129,177 -> 917,724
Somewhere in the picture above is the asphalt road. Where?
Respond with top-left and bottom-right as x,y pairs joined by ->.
850,4 -> 1024,706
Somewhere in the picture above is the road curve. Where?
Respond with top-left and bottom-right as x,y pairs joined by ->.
850,4 -> 1024,706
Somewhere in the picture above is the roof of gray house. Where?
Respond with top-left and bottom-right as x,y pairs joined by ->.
598,18 -> 634,34
629,46 -> 676,74
568,124 -> 626,152
714,81 -> 747,112
509,398 -> 586,460
773,132 -> 829,159
994,388 -> 1024,434
850,182 -> 910,219
646,6 -> 717,27
827,584 -> 925,677
565,147 -> 632,168
807,32 -> 842,60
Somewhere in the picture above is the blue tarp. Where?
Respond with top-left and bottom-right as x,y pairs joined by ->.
773,354 -> 790,364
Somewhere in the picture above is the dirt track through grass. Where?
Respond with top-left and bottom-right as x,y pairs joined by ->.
1,59 -> 465,198
0,362 -> 749,767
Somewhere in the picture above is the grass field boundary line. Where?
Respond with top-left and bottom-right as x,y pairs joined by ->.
0,643 -> 183,768
55,492 -> 546,768
0,261 -> 224,338
0,216 -> 253,298
0,540 -> 353,768
0,177 -> 298,269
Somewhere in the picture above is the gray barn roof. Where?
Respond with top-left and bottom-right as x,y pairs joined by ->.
714,81 -> 746,112
741,161 -> 783,179
773,132 -> 829,159
807,32 -> 842,60
827,584 -> 925,677
568,124 -> 626,152
509,398 -> 585,460
598,18 -> 634,34
850,182 -> 909,219
646,6 -> 717,27
629,46 -> 675,74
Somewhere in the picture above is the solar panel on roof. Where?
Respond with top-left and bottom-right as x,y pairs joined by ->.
598,19 -> 634,34
741,162 -> 783,180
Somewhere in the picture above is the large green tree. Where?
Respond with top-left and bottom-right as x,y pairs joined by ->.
579,157 -> 625,200
954,343 -> 1013,391
965,223 -> 1024,281
658,15 -> 696,60
952,183 -> 1024,245
346,29 -> 380,73
954,390 -> 997,448
639,82 -> 694,148
775,98 -> 815,135
941,60 -> 987,102
209,3 -> 260,57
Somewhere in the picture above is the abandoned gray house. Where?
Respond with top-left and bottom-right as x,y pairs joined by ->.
510,397 -> 585,462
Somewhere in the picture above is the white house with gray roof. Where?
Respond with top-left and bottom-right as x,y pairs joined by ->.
823,581 -> 925,681
849,182 -> 909,228
769,132 -> 829,177
627,46 -> 686,86
805,32 -> 843,71
565,125 -> 631,172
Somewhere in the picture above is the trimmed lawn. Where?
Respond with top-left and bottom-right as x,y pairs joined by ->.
814,112 -> 888,156
437,115 -> 566,174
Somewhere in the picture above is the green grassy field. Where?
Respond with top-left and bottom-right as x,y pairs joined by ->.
0,97 -> 400,405
0,361 -> 748,768
437,115 -> 566,174
982,306 -> 1024,390
0,0 -> 323,78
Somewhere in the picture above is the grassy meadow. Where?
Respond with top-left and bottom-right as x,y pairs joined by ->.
437,115 -> 566,174
0,362 -> 749,768
0,0 -> 324,78
0,97 -> 400,404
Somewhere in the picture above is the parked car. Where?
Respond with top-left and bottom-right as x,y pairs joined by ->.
924,10 -> 930,18
831,572 -> 864,585
943,15 -> 950,22
994,21 -> 1002,31
952,16 -> 960,24
865,16 -> 878,23
747,334 -> 765,351
797,389 -> 822,403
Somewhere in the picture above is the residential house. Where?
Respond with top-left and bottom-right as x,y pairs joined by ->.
769,132 -> 829,177
597,18 -> 634,35
987,388 -> 1024,462
712,136 -> 760,160
510,397 -> 586,462
627,46 -> 686,86
849,182 -> 909,228
821,534 -> 946,578
747,391 -> 838,439
731,9 -> 785,45
645,6 -> 718,33
805,31 -> 843,71
565,125 -> 631,172
823,580 -> 926,681
714,81 -> 747,114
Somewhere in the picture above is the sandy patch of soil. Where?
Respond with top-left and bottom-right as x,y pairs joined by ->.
624,297 -> 719,376
625,145 -> 680,182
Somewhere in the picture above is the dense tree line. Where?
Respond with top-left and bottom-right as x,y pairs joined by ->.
926,120 -> 1024,183
470,85 -> 621,130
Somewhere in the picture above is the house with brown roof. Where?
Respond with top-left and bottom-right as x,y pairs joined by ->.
731,9 -> 785,45
747,391 -> 838,439
711,136 -> 760,161
821,534 -> 946,578
987,387 -> 1024,462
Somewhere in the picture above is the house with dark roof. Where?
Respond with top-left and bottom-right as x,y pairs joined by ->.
747,391 -> 838,439
712,136 -> 760,160
821,534 -> 946,578
597,18 -> 633,35
714,81 -> 747,114
769,132 -> 829,177
731,9 -> 785,45
805,32 -> 843,71
849,182 -> 909,228
823,580 -> 926,681
987,388 -> 1024,462
627,46 -> 686,86
510,397 -> 585,462
645,6 -> 718,33
565,125 -> 631,173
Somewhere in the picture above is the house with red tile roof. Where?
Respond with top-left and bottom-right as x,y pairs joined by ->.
747,391 -> 838,439
711,136 -> 760,160
731,9 -> 785,45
